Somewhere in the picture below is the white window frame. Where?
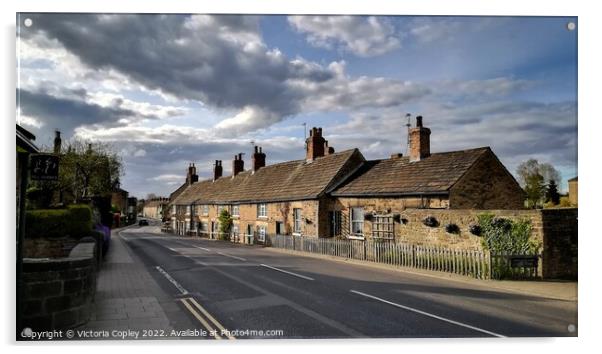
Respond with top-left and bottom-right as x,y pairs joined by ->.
232,205 -> 240,217
258,225 -> 266,242
186,205 -> 191,215
257,203 -> 267,218
201,204 -> 209,216
350,207 -> 364,239
293,208 -> 302,235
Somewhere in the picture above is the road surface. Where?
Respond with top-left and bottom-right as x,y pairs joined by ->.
116,222 -> 577,339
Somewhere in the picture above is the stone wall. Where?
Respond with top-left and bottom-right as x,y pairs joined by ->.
449,149 -> 525,210
21,241 -> 97,330
540,208 -> 578,279
194,200 -> 320,244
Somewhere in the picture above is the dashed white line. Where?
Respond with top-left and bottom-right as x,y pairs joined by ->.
155,266 -> 189,295
260,264 -> 314,281
349,290 -> 506,338
217,252 -> 246,261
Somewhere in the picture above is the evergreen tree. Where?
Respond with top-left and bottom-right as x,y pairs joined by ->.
546,179 -> 560,205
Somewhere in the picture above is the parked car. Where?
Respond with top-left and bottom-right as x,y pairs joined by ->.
139,219 -> 149,226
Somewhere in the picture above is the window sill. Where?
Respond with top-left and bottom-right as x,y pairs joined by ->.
257,216 -> 268,219
348,235 -> 365,240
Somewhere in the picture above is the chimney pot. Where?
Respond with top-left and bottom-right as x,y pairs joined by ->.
306,126 -> 326,162
409,116 -> 431,162
252,146 -> 266,172
232,153 -> 245,176
213,160 -> 223,181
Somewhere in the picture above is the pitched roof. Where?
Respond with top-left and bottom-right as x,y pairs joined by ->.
172,148 -> 364,205
168,182 -> 189,203
568,176 -> 578,182
331,147 -> 491,196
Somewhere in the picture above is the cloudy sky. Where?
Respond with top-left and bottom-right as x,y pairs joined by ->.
16,14 -> 577,198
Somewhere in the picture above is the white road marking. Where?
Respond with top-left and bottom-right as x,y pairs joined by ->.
194,246 -> 211,251
349,290 -> 506,338
167,247 -> 177,252
260,264 -> 314,281
155,266 -> 189,295
217,252 -> 246,261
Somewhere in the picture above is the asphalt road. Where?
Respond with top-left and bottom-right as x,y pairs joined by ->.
119,222 -> 577,339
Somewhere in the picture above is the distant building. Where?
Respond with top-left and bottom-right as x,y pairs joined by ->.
568,176 -> 578,205
167,116 -> 525,242
111,187 -> 128,214
143,197 -> 170,220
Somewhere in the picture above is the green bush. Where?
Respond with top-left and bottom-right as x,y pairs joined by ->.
477,213 -> 539,254
25,204 -> 93,239
217,209 -> 233,241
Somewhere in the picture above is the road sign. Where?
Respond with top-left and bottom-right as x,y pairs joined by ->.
30,154 -> 59,181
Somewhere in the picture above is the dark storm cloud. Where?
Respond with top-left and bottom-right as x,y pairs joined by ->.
20,14 -> 429,135
18,88 -> 143,133
21,14 -> 326,118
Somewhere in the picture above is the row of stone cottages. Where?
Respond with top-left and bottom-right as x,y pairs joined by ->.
165,116 -> 527,248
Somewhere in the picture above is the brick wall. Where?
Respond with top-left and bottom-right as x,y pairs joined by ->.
21,241 -> 97,330
449,149 -> 525,209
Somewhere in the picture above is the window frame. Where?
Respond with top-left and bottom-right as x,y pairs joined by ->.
257,203 -> 267,218
293,208 -> 303,235
349,207 -> 364,239
232,204 -> 240,217
258,225 -> 266,242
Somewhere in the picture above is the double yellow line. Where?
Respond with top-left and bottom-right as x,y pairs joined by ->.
179,297 -> 235,340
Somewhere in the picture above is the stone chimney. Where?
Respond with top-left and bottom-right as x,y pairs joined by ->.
252,146 -> 266,173
324,140 -> 335,155
306,127 -> 326,162
409,116 -> 431,162
53,130 -> 62,154
186,163 -> 198,185
213,160 -> 223,181
232,153 -> 244,177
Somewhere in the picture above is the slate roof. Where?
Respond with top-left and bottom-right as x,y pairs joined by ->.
171,148 -> 364,205
331,147 -> 491,196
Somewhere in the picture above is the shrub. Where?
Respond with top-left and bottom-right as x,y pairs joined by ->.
477,213 -> 539,254
25,204 -> 93,239
217,209 -> 233,241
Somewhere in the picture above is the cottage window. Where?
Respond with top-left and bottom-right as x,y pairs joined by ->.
186,205 -> 191,215
257,203 -> 267,218
372,215 -> 395,240
232,225 -> 239,241
258,225 -> 266,242
200,222 -> 208,236
232,205 -> 240,217
218,205 -> 228,215
329,210 -> 342,237
293,208 -> 303,234
202,205 -> 209,215
350,207 -> 364,237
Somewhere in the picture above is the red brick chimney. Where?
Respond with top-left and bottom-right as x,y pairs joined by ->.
213,160 -> 222,181
306,127 -> 326,162
232,153 -> 244,177
186,163 -> 198,185
252,146 -> 266,173
409,116 -> 431,162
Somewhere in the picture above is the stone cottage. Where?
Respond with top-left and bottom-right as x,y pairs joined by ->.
168,117 -> 525,243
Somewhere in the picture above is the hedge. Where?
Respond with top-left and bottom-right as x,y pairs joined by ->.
25,204 -> 93,239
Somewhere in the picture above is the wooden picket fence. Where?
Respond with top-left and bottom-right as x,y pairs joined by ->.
267,235 -> 537,279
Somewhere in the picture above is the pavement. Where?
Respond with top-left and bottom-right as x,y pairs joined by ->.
76,222 -> 578,339
76,224 -> 200,340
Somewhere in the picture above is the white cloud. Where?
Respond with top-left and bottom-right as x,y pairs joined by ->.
288,16 -> 401,57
